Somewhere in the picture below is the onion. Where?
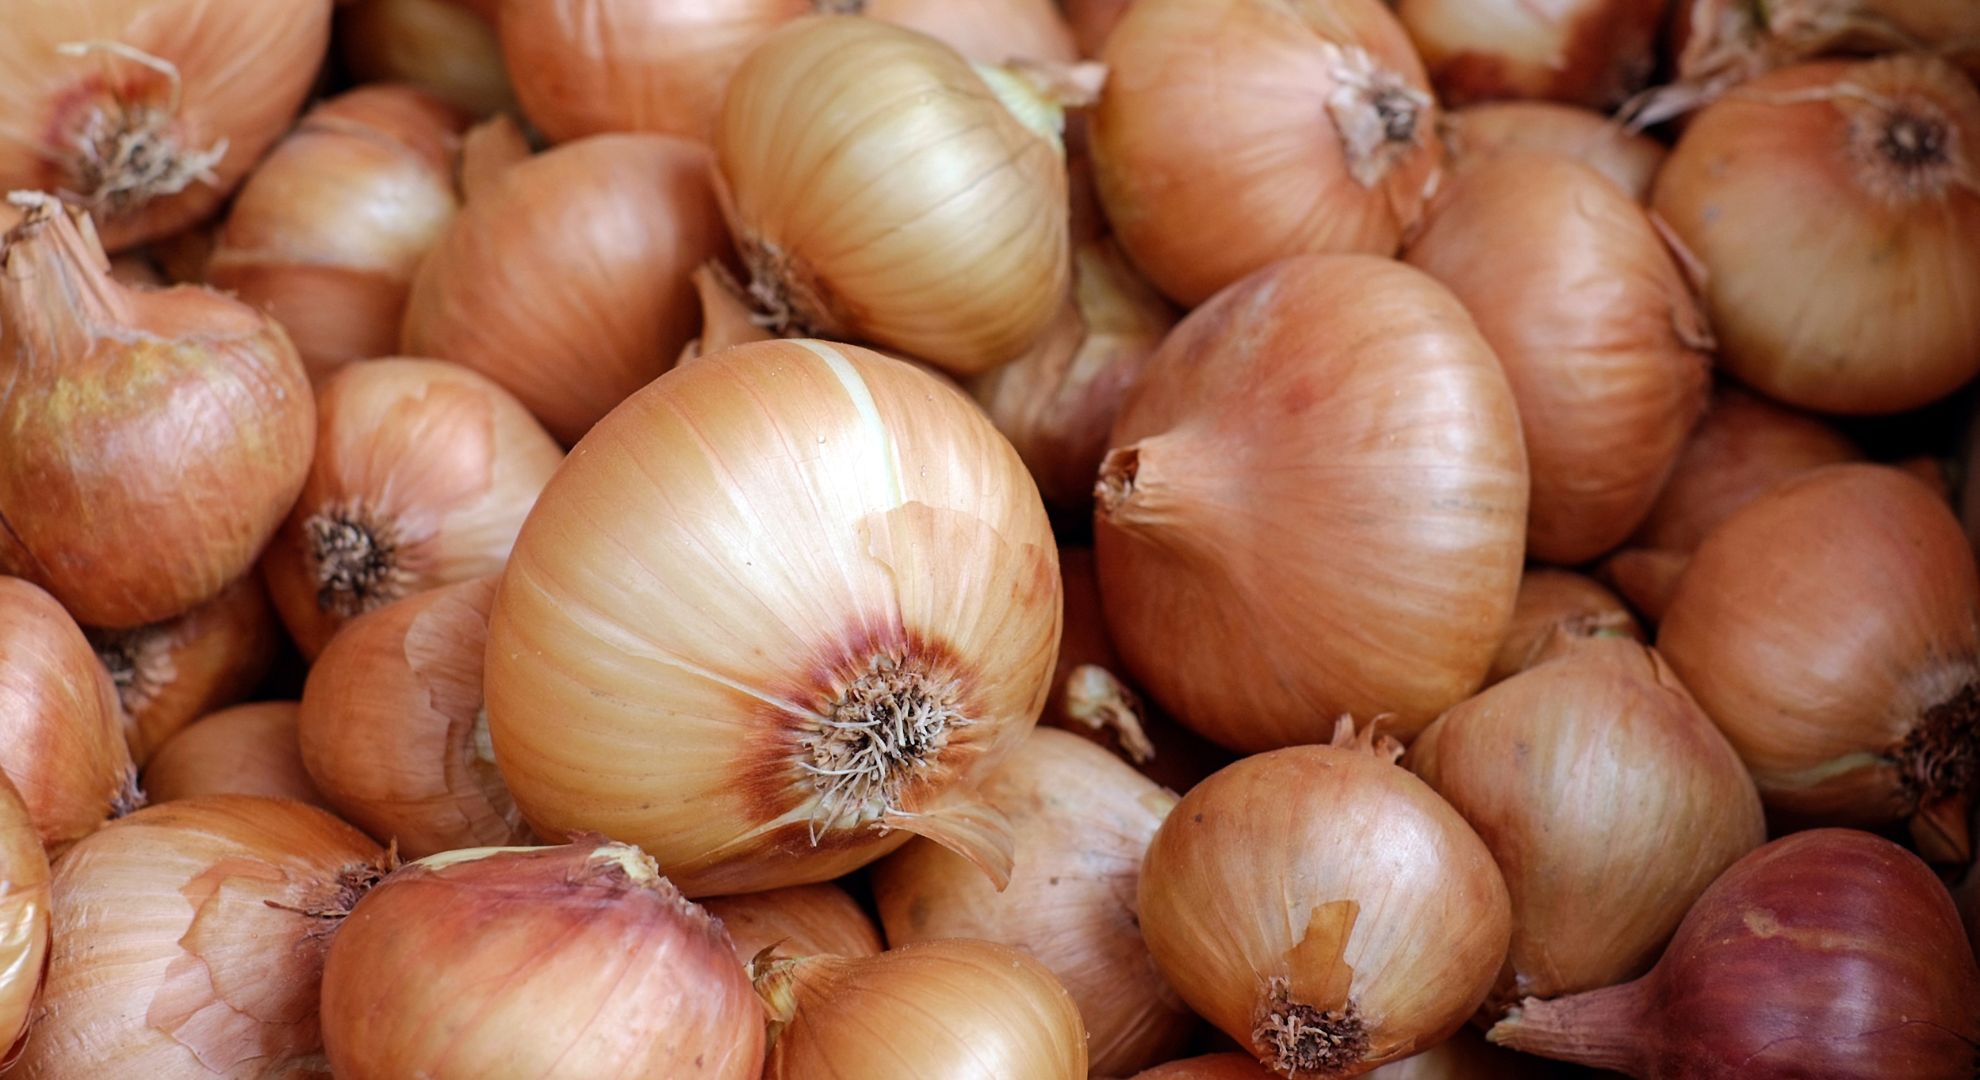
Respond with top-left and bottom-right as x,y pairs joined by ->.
1488,568 -> 1642,684
1651,55 -> 1980,415
968,239 -> 1177,513
401,121 -> 729,443
1096,254 -> 1527,750
1363,1031 -> 1584,1078
142,702 -> 325,808
1091,0 -> 1442,305
0,775 -> 49,1067
339,0 -> 516,118
1659,464 -> 1980,863
1595,548 -> 1690,626
206,86 -> 467,382
0,577 -> 139,854
855,0 -> 1079,63
1066,0 -> 1134,57
873,728 -> 1193,1075
715,16 -> 1071,375
1139,722 -> 1512,1076
0,196 -> 314,629
485,340 -> 1060,895
1395,0 -> 1669,109
86,575 -> 279,765
0,0 -> 332,251
1489,829 -> 1980,1079
1405,155 -> 1712,565
321,839 -> 764,1079
1130,1055 -> 1274,1080
701,883 -> 883,962
298,576 -> 532,858
1443,101 -> 1669,202
261,357 -> 562,658
17,796 -> 388,1076
757,938 -> 1087,1078
1409,637 -> 1766,1012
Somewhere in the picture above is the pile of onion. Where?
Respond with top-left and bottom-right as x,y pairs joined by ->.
0,775 -> 49,1067
1394,0 -> 1669,109
142,702 -> 325,808
339,0 -> 516,117
484,340 -> 1060,895
1442,101 -> 1668,203
702,883 -> 884,963
1487,569 -> 1641,685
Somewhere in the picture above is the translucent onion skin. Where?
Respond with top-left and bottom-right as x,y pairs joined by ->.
485,341 -> 1061,896
1444,101 -> 1668,202
0,0 -> 332,252
17,796 -> 388,1078
1096,255 -> 1528,750
1406,155 -> 1712,565
1651,56 -> 1980,415
1092,0 -> 1443,306
402,131 -> 728,443
872,728 -> 1193,1076
1489,829 -> 1980,1079
142,702 -> 326,808
1487,568 -> 1642,685
339,0 -> 517,117
299,576 -> 532,858
1139,737 -> 1512,1077
0,776 -> 50,1067
0,200 -> 315,629
758,939 -> 1087,1079
1409,638 -> 1766,1011
1659,465 -> 1980,863
1395,0 -> 1668,109
206,86 -> 467,382
262,358 -> 562,659
701,883 -> 883,963
322,841 -> 765,1079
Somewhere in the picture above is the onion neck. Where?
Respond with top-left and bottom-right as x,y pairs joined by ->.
51,42 -> 223,218
0,194 -> 133,364
1317,45 -> 1432,188
1061,664 -> 1155,763
89,623 -> 174,717
1486,981 -> 1650,1073
1901,676 -> 1980,864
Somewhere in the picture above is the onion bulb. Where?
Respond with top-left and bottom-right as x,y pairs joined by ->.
856,0 -> 1079,63
0,0 -> 331,251
0,775 -> 49,1067
1651,55 -> 1980,415
1409,637 -> 1766,1011
1364,1031 -> 1583,1079
1067,0 -> 1134,57
1489,829 -> 1980,1079
1488,568 -> 1642,684
1092,0 -> 1442,306
715,16 -> 1071,374
1395,0 -> 1670,109
0,196 -> 315,629
299,576 -> 532,858
873,728 -> 1193,1075
1140,722 -> 1512,1076
18,796 -> 388,1077
322,839 -> 764,1079
1659,464 -> 1980,863
261,358 -> 560,658
1131,1055 -> 1275,1080
486,340 -> 1060,895
0,577 -> 139,854
142,702 -> 325,809
702,883 -> 883,963
1443,101 -> 1669,202
1096,254 -> 1527,750
1405,154 -> 1712,564
402,122 -> 729,443
757,938 -> 1087,1078
206,86 -> 467,382
339,0 -> 516,117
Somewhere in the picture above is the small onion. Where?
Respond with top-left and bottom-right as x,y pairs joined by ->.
757,938 -> 1088,1079
1092,0 -> 1442,306
141,702 -> 326,808
1487,568 -> 1642,684
1443,101 -> 1669,202
873,728 -> 1194,1076
1096,254 -> 1527,750
1651,55 -> 1980,415
1489,829 -> 1980,1079
298,576 -> 532,858
701,883 -> 884,963
1395,0 -> 1669,109
1139,723 -> 1512,1076
322,840 -> 765,1079
485,340 -> 1060,895
338,0 -> 516,117
0,775 -> 50,1066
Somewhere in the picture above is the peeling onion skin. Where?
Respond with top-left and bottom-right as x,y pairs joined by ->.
1396,0 -> 1670,110
321,841 -> 765,1080
0,775 -> 50,1069
701,883 -> 883,963
1489,829 -> 1980,1079
142,702 -> 327,808
1487,569 -> 1642,685
485,340 -> 1060,896
1096,254 -> 1528,750
1443,101 -> 1668,203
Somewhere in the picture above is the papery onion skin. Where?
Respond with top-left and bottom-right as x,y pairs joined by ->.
1444,101 -> 1668,202
1140,735 -> 1512,1077
486,340 -> 1060,896
1489,829 -> 1980,1079
1092,0 -> 1442,306
1405,155 -> 1712,565
340,0 -> 517,117
1487,568 -> 1642,685
402,131 -> 728,443
1096,254 -> 1528,750
759,938 -> 1088,1079
1409,637 -> 1766,1011
1396,0 -> 1669,109
142,702 -> 326,809
17,796 -> 387,1078
1651,55 -> 1980,415
873,728 -> 1193,1076
701,883 -> 883,963
0,774 -> 50,1066
1659,464 -> 1980,861
1665,0 -> 1980,111
207,86 -> 467,382
0,199 -> 315,629
322,840 -> 764,1079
